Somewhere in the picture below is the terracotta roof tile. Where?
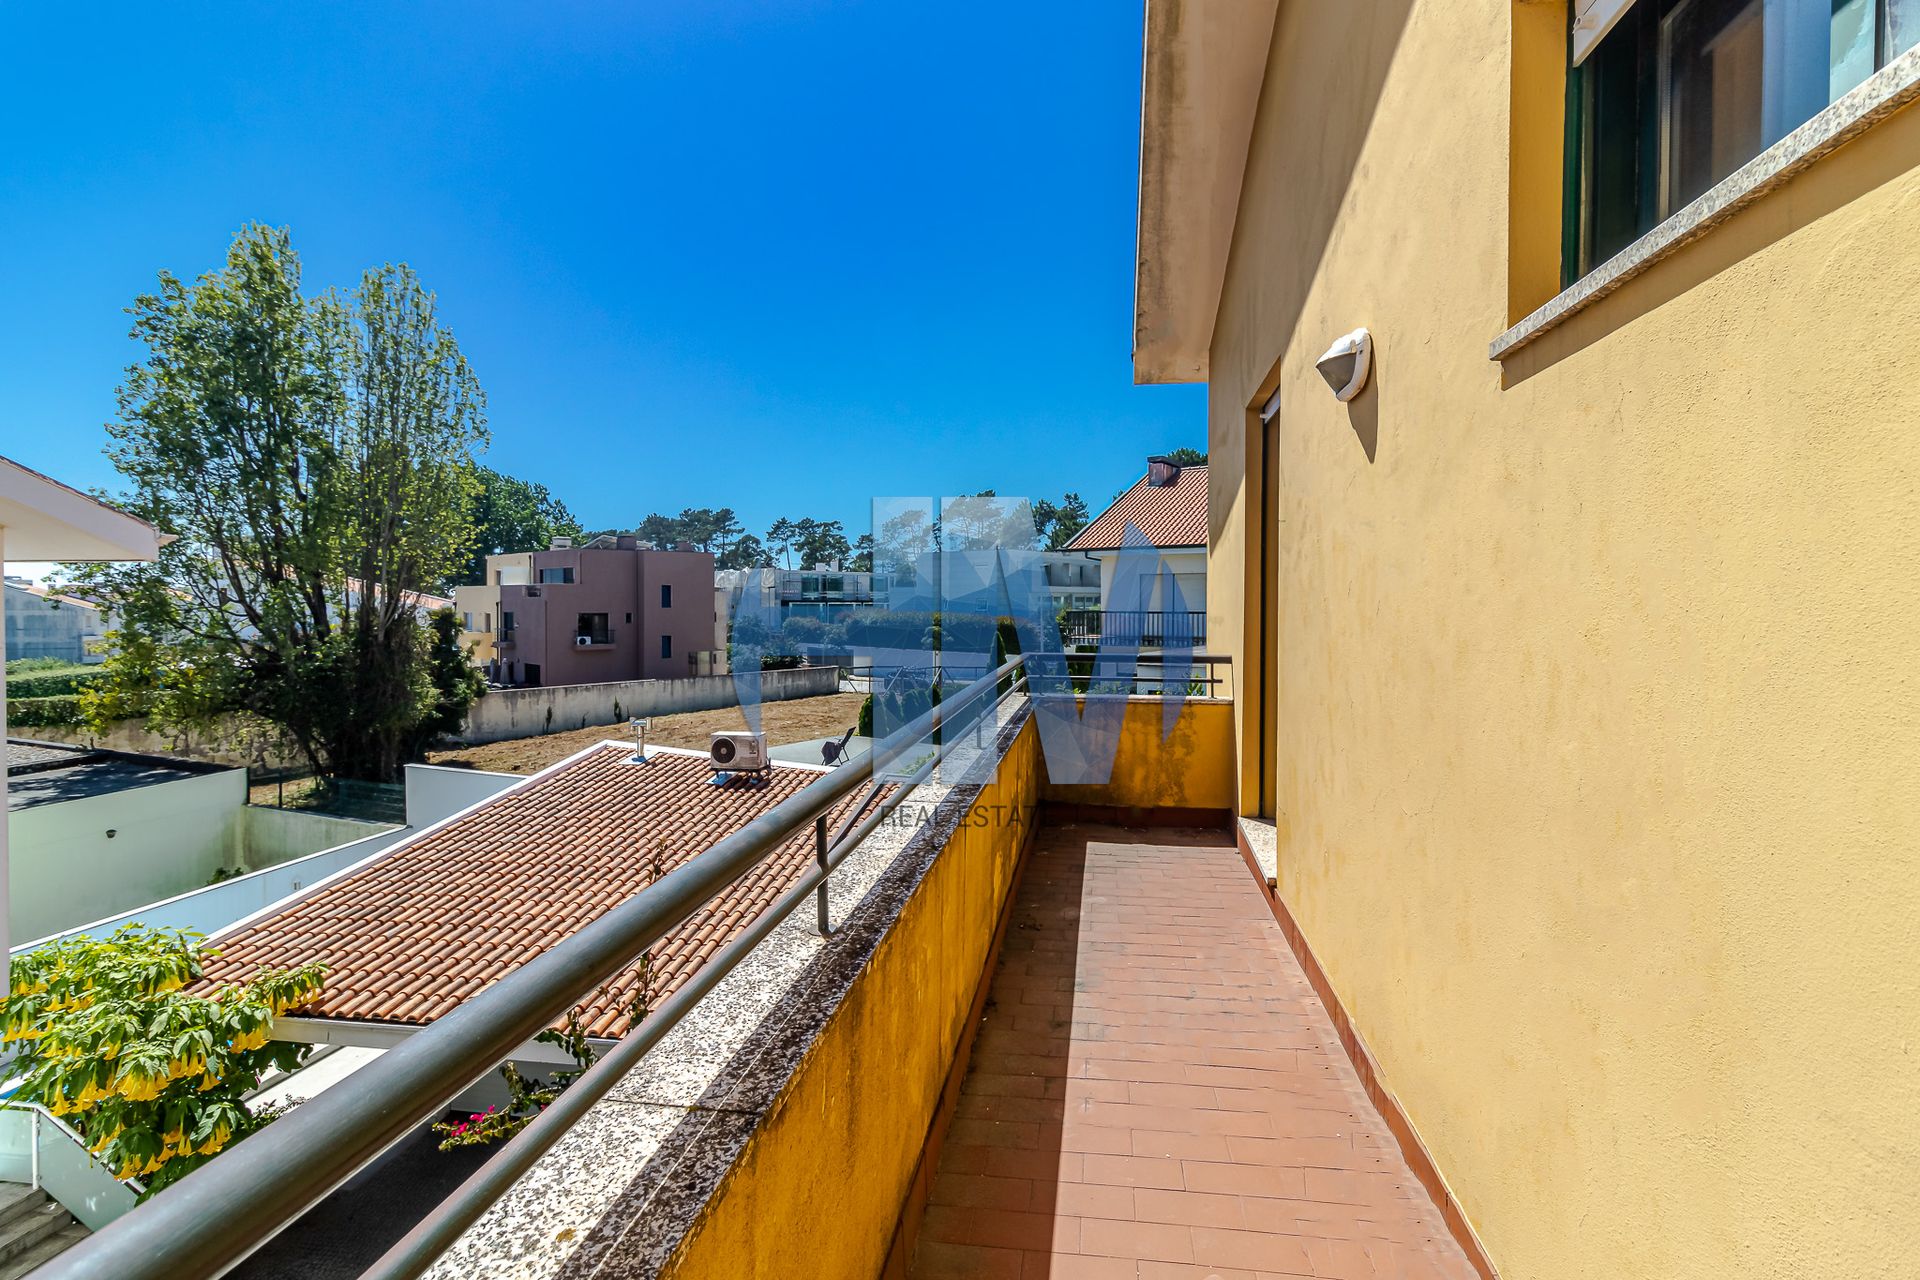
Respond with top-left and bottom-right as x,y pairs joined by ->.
1066,464 -> 1208,551
198,746 -> 881,1040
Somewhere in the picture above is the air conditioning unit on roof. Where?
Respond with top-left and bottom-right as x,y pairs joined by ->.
710,731 -> 769,776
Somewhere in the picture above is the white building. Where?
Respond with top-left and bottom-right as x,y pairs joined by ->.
1062,455 -> 1209,650
2,578 -> 109,665
1,455 -> 166,972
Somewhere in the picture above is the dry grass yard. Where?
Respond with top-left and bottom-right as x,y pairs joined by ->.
426,691 -> 866,775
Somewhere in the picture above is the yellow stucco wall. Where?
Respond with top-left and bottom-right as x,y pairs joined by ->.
1036,696 -> 1237,812
662,718 -> 1040,1280
1203,2 -> 1920,1277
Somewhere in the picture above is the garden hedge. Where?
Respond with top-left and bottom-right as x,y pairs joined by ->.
5,695 -> 86,729
7,669 -> 102,699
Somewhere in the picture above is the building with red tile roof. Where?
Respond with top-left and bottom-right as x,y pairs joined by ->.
1065,456 -> 1209,552
200,744 -> 877,1042
1062,456 -> 1210,648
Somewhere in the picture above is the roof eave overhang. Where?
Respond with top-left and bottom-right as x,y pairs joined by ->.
1132,0 -> 1279,386
274,1015 -> 611,1066
0,456 -> 165,562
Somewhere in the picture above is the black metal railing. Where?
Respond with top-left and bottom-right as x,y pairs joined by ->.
43,656 -> 1034,1280
1023,651 -> 1232,699
847,652 -> 1232,701
1061,609 -> 1207,649
251,772 -> 407,825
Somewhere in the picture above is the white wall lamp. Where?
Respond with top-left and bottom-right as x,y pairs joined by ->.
1315,328 -> 1373,402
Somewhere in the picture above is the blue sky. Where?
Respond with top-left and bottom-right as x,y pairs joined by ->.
0,1 -> 1203,551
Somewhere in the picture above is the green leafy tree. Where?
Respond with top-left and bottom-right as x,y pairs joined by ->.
792,517 -> 851,569
1032,493 -> 1090,550
3,926 -> 325,1194
848,533 -> 875,573
942,494 -> 1029,551
717,532 -> 767,570
452,467 -> 582,587
69,225 -> 487,782
765,517 -> 799,569
707,508 -> 745,557
617,507 -> 747,557
680,507 -> 744,557
635,512 -> 684,548
406,607 -> 486,754
1161,447 -> 1207,466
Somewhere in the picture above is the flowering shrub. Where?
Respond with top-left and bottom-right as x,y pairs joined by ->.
3,926 -> 324,1194
434,961 -> 653,1152
433,1012 -> 594,1150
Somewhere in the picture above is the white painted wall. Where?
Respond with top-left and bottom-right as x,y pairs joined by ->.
8,768 -> 247,942
453,664 -> 840,745
12,821 -> 412,950
403,764 -> 523,828
9,772 -> 419,947
240,806 -> 395,865
10,767 -> 521,957
1095,547 -> 1209,614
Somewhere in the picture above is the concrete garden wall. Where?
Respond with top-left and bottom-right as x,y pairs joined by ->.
452,665 -> 840,746
14,764 -> 521,954
402,763 -> 524,828
8,768 -> 248,943
238,806 -> 395,866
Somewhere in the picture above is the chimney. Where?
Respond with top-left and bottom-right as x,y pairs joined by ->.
1146,455 -> 1181,487
676,541 -> 695,553
550,536 -> 574,550
616,535 -> 637,550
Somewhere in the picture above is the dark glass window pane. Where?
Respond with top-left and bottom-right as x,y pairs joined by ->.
1583,18 -> 1652,270
1568,0 -> 1904,283
1661,0 -> 1767,213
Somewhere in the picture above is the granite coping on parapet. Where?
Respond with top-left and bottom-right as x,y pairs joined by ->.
422,698 -> 1033,1280
1238,814 -> 1277,886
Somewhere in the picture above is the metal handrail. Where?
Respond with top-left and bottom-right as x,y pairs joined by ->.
366,668 -> 1022,1279
1024,651 -> 1233,697
40,656 -> 1030,1280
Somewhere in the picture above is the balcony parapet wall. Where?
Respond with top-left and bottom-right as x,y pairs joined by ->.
425,700 -> 1041,1280
1035,694 -> 1235,817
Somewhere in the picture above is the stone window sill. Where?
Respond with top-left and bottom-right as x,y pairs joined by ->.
1492,44 -> 1920,361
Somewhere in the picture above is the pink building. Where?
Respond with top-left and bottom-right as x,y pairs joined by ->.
485,536 -> 716,687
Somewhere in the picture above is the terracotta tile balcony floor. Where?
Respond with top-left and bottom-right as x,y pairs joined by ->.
909,824 -> 1478,1280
